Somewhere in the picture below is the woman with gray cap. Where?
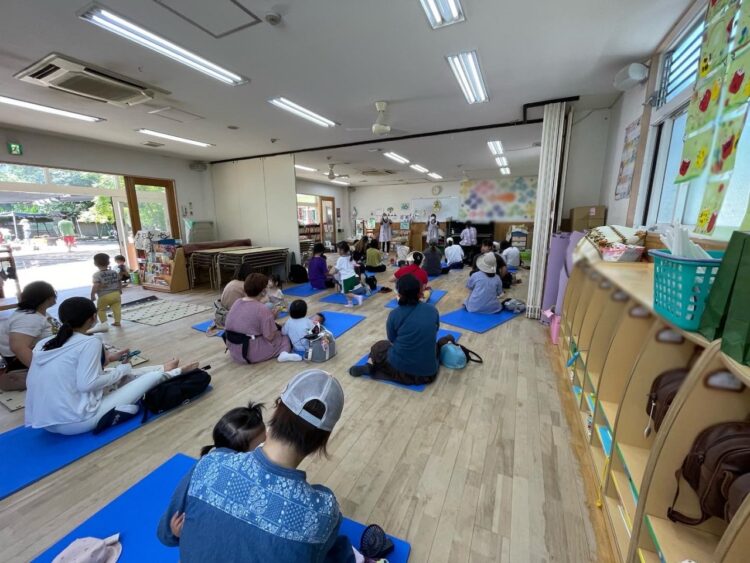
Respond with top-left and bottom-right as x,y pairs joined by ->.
465,253 -> 504,314
158,369 -> 360,562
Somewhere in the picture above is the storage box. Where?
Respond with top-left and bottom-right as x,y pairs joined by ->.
570,205 -> 607,221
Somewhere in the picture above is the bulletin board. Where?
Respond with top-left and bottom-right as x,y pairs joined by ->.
410,197 -> 460,222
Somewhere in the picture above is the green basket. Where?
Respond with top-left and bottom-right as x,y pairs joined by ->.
649,249 -> 724,331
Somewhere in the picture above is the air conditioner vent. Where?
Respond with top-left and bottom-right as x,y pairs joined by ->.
361,169 -> 395,177
143,141 -> 165,148
29,63 -> 60,80
15,53 -> 169,107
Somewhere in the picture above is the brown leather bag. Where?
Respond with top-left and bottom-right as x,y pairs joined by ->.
645,368 -> 689,435
668,421 -> 750,525
726,473 -> 750,522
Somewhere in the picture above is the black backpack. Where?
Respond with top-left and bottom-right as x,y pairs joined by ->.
289,264 -> 308,284
141,368 -> 211,421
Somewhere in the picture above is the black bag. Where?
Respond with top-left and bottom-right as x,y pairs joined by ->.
644,368 -> 689,436
289,264 -> 309,284
668,421 -> 750,525
142,368 -> 211,421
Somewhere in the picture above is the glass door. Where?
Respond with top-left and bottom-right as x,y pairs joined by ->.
320,196 -> 336,248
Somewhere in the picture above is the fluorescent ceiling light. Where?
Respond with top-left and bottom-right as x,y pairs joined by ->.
420,0 -> 465,29
384,152 -> 410,164
410,164 -> 429,173
500,167 -> 511,175
136,128 -> 212,147
446,51 -> 488,104
332,179 -> 350,186
294,164 -> 318,172
495,156 -> 508,167
0,95 -> 104,122
487,140 -> 504,155
269,97 -> 336,128
428,172 -> 443,180
79,5 -> 246,86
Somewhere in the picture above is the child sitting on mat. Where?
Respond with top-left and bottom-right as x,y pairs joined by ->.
200,401 -> 266,457
391,252 -> 431,301
263,274 -> 287,313
333,242 -> 369,308
281,300 -> 322,358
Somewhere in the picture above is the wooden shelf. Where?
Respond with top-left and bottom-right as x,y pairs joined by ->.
610,469 -> 637,527
638,548 -> 660,563
605,496 -> 632,561
591,445 -> 607,484
645,515 -> 719,563
599,400 -> 618,431
616,443 -> 649,497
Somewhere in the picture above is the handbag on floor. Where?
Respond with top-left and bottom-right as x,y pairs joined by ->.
668,421 -> 750,525
438,335 -> 483,369
141,368 -> 211,421
304,330 -> 336,363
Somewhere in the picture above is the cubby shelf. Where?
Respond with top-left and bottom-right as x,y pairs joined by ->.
557,259 -> 750,562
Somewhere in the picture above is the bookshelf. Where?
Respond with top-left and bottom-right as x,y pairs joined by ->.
138,239 -> 189,293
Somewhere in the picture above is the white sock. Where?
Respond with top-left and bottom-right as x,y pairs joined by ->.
278,352 -> 303,362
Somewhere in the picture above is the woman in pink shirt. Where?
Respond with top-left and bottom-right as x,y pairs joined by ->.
224,273 -> 292,364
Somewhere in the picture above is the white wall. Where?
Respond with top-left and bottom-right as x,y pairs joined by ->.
349,180 -> 463,222
599,83 -> 648,225
296,179 -> 351,239
563,109 -> 612,217
0,126 -> 215,238
212,155 -> 300,258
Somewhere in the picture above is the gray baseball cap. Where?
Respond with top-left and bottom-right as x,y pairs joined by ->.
280,369 -> 344,432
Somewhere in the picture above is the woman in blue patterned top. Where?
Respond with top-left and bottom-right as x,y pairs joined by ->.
158,370 -> 356,562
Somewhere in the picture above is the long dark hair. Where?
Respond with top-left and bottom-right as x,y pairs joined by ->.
42,297 -> 97,351
200,402 -> 265,457
17,281 -> 56,312
269,398 -> 331,457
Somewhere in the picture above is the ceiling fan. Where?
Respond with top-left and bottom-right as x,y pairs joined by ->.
347,101 -> 407,136
326,163 -> 349,180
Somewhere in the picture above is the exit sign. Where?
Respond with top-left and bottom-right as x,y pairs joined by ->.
7,142 -> 22,156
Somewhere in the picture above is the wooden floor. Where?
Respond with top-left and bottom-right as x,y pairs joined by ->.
0,267 -> 612,562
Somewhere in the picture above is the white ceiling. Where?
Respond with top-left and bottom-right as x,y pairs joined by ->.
294,122 -> 543,186
0,0 -> 691,163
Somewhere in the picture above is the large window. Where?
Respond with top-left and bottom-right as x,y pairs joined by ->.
658,21 -> 705,107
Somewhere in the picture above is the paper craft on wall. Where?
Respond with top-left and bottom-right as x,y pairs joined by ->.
686,73 -> 724,133
712,113 -> 746,173
737,1 -> 750,49
459,177 -> 537,221
696,180 -> 731,234
725,45 -> 750,108
676,127 -> 714,182
410,197 -> 459,221
615,118 -> 641,200
699,10 -> 735,79
707,0 -> 737,23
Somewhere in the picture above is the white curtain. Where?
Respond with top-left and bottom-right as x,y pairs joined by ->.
527,102 -> 567,319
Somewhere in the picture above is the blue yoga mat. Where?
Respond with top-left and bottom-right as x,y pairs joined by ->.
34,454 -> 411,563
440,308 -> 521,334
320,288 -> 380,305
285,283 -> 329,297
318,311 -> 366,338
354,328 -> 462,392
385,289 -> 447,309
0,390 -> 211,501
191,320 -> 223,337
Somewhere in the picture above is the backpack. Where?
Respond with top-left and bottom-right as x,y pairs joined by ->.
726,473 -> 750,522
502,298 -> 526,313
644,368 -> 689,437
289,264 -> 308,284
668,421 -> 750,525
141,368 -> 211,421
304,330 -> 336,363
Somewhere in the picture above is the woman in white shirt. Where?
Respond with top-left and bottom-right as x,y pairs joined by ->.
25,297 -> 198,435
500,240 -> 522,268
444,238 -> 465,269
378,214 -> 393,253
0,281 -> 59,391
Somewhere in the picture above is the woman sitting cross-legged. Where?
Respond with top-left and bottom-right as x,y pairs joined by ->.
157,369 -> 364,563
465,253 -> 504,314
24,296 -> 198,435
349,274 -> 439,386
224,273 -> 295,364
364,240 -> 386,273
0,281 -> 59,391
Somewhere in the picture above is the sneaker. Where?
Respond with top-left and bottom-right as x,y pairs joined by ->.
278,351 -> 303,363
87,322 -> 110,335
344,302 -> 354,308
354,295 -> 364,306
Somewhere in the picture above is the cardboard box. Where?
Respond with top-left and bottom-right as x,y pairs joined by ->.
570,205 -> 607,221
570,216 -> 606,232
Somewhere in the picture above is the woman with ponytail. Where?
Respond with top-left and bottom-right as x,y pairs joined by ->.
25,297 -> 199,435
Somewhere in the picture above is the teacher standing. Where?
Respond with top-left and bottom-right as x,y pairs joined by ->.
379,213 -> 392,254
